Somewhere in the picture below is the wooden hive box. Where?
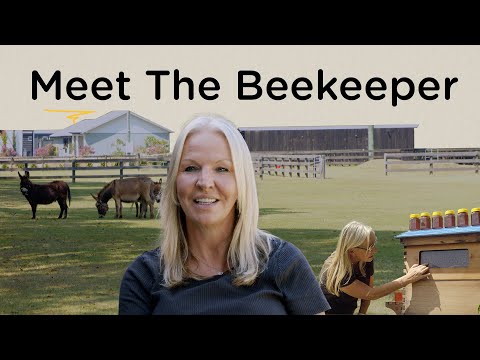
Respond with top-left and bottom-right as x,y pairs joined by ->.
387,226 -> 480,315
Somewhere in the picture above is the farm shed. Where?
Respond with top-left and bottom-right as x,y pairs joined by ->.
238,124 -> 418,153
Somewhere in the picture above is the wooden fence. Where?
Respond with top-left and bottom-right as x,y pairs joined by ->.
384,151 -> 480,175
251,149 -> 409,166
0,154 -> 169,182
251,154 -> 326,179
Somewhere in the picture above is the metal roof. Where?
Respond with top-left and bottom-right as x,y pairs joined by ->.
395,226 -> 480,239
238,124 -> 419,131
49,110 -> 173,138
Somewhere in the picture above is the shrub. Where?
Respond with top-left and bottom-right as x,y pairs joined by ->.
35,144 -> 57,157
79,145 -> 96,156
1,145 -> 17,157
135,136 -> 169,155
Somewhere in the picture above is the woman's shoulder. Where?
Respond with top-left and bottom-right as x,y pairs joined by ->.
268,236 -> 305,263
128,247 -> 161,272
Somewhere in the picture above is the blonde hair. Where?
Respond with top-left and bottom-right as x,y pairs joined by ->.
319,220 -> 373,296
159,114 -> 272,287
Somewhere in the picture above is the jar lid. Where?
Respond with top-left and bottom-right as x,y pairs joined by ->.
420,212 -> 431,217
432,211 -> 443,216
458,208 -> 469,213
445,210 -> 455,215
471,208 -> 480,213
409,213 -> 420,219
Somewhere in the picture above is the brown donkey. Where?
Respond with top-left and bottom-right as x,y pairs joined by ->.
91,177 -> 155,219
138,178 -> 162,218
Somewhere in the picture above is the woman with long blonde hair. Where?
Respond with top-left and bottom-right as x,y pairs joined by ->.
320,220 -> 430,314
119,114 -> 330,315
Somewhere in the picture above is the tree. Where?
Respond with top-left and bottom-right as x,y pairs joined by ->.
135,136 -> 169,155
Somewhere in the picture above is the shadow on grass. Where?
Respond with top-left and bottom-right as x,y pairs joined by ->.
0,221 -> 405,315
260,208 -> 307,216
0,204 -> 161,314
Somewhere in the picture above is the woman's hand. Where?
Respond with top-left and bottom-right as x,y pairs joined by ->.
404,263 -> 430,284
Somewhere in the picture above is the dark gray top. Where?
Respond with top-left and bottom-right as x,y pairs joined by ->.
320,260 -> 374,315
118,237 -> 330,315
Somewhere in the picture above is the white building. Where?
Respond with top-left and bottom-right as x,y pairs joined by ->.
3,110 -> 173,157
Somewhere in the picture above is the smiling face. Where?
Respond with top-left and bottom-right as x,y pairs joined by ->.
176,129 -> 238,231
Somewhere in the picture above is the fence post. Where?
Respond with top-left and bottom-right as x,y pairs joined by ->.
321,155 -> 326,179
429,161 -> 433,175
71,160 -> 76,183
306,157 -> 309,178
384,153 -> 388,176
475,151 -> 479,174
260,156 -> 264,180
120,161 -> 124,179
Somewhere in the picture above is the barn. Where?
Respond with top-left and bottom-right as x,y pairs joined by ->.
238,124 -> 418,153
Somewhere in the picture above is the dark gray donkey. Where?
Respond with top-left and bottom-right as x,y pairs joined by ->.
18,171 -> 71,219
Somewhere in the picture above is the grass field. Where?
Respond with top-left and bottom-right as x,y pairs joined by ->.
1,161 -> 478,314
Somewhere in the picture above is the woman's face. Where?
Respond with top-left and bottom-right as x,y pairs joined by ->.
352,231 -> 378,263
176,129 -> 238,230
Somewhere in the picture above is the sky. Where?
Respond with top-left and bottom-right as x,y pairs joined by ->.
1,45 -> 479,148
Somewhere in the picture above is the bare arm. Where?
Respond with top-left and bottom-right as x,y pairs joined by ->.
358,276 -> 374,314
341,263 -> 430,301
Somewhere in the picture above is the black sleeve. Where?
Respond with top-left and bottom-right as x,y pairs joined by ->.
274,241 -> 331,314
118,250 -> 159,315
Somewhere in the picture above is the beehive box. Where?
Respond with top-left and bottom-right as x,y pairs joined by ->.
389,226 -> 480,315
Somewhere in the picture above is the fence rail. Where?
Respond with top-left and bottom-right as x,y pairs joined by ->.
384,151 -> 480,175
251,149 -> 409,166
4,148 -> 480,180
0,155 -> 170,182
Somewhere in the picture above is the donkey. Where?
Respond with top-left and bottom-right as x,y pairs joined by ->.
18,171 -> 71,219
91,177 -> 155,219
138,178 -> 162,218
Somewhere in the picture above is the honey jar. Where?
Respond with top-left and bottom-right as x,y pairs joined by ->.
471,208 -> 480,226
409,214 -> 420,231
444,210 -> 456,228
432,211 -> 443,229
420,212 -> 431,230
457,208 -> 469,227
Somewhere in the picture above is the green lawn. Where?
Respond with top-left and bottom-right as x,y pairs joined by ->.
1,161 -> 478,314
